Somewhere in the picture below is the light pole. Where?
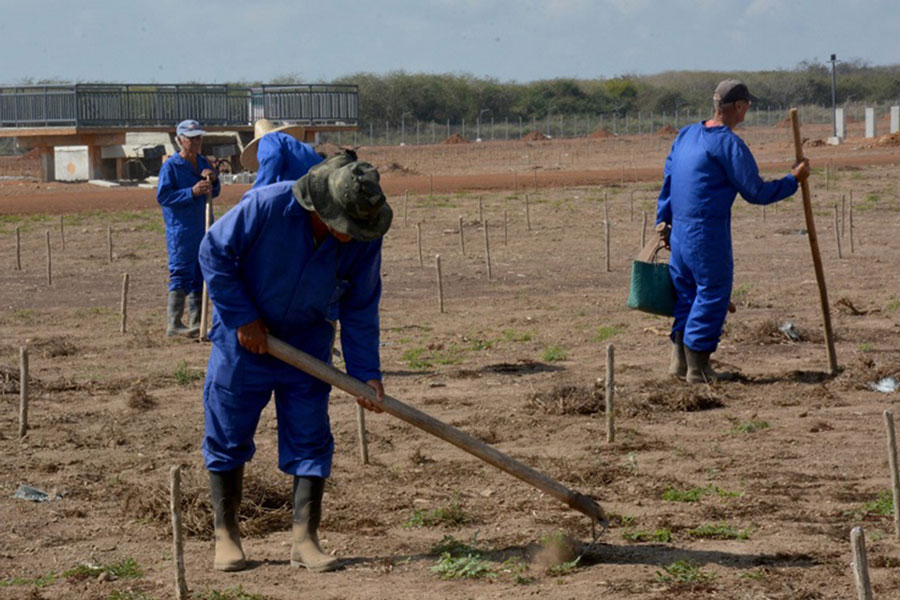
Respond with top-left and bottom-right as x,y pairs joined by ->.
477,108 -> 491,141
829,53 -> 838,138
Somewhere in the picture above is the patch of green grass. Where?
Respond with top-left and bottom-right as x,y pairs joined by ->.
502,328 -> 533,342
862,491 -> 894,517
174,360 -> 203,386
732,283 -> 753,304
662,485 -> 740,502
547,556 -> 580,576
739,569 -> 767,580
404,497 -> 471,528
401,345 -> 465,369
431,553 -> 496,580
63,558 -> 142,581
11,308 -> 34,323
430,535 -> 478,557
655,559 -> 715,585
865,193 -> 881,203
622,528 -> 671,543
0,572 -> 57,587
468,337 -> 496,351
417,196 -> 456,208
499,556 -> 533,585
541,345 -> 568,362
593,325 -> 623,342
191,587 -> 269,600
688,523 -> 751,540
731,420 -> 770,434
887,298 -> 900,312
858,342 -> 874,353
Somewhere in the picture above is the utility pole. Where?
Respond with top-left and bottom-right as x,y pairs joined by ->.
830,53 -> 838,138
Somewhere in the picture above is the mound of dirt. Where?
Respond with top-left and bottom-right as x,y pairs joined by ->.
875,133 -> 900,147
808,139 -> 827,147
522,130 -> 549,142
31,336 -> 78,358
0,148 -> 41,177
656,125 -> 678,135
588,128 -> 614,139
527,382 -> 604,415
381,161 -> 419,175
775,118 -> 791,128
442,133 -> 470,145
633,380 -> 724,413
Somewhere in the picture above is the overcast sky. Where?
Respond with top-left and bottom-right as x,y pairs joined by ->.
1,0 -> 897,84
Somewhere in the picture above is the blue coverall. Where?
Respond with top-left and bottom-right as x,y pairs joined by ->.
251,132 -> 323,189
157,154 -> 221,293
198,181 -> 383,477
656,122 -> 798,353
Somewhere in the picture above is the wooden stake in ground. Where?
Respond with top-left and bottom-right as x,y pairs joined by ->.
849,200 -> 855,254
790,108 -> 838,375
833,206 -> 843,259
478,196 -> 484,224
120,273 -> 129,334
59,215 -> 65,250
884,410 -> 900,540
532,168 -> 537,189
435,254 -> 444,313
525,194 -> 531,231
18,346 -> 28,438
640,211 -> 648,249
762,205 -> 766,223
429,174 -> 434,195
15,225 -> 21,271
458,216 -> 466,256
199,193 -> 214,342
513,170 -> 518,193
416,222 -> 423,267
45,230 -> 52,286
841,193 -> 846,237
356,405 -> 369,465
629,190 -> 634,222
483,220 -> 492,281
604,218 -> 611,273
605,344 -> 615,444
265,335 -> 606,524
107,226 -> 113,263
403,190 -> 409,226
850,527 -> 873,600
169,465 -> 188,600
503,209 -> 508,246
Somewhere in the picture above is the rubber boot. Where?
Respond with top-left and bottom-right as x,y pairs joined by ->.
685,348 -> 732,384
187,291 -> 203,332
290,476 -> 339,572
166,290 -> 197,337
668,331 -> 687,379
209,467 -> 246,572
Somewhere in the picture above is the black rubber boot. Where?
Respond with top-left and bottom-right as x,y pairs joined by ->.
166,290 -> 197,337
187,291 -> 203,332
209,467 -> 246,572
668,331 -> 687,379
685,348 -> 733,384
290,476 -> 338,572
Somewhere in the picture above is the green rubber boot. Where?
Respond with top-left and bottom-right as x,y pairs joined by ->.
685,348 -> 733,384
210,467 -> 246,572
668,331 -> 686,379
290,476 -> 339,573
166,290 -> 197,337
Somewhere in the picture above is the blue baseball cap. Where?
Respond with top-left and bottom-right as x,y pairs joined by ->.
176,119 -> 206,137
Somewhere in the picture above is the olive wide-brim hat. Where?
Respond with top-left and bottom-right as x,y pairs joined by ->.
292,151 -> 393,242
240,118 -> 307,171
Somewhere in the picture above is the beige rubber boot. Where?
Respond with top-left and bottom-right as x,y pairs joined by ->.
290,476 -> 339,573
210,467 -> 246,572
685,348 -> 732,384
668,331 -> 686,379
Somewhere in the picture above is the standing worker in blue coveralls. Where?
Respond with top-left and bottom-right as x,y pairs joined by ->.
198,150 -> 392,573
156,119 -> 221,337
656,80 -> 810,384
240,118 -> 323,188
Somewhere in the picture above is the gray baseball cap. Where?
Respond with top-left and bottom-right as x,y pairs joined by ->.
176,119 -> 206,137
713,80 -> 758,106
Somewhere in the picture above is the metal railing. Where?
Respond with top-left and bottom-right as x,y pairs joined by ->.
0,84 -> 358,128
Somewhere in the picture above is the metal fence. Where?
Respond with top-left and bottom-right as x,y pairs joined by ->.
0,84 -> 358,128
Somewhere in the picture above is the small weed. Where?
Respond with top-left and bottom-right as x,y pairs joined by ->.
502,328 -> 533,342
431,553 -> 496,580
858,342 -> 874,353
63,558 -> 142,581
191,587 -> 269,600
739,569 -> 767,580
404,497 -> 471,528
862,491 -> 893,517
594,325 -> 623,342
0,572 -> 56,587
865,193 -> 880,203
714,486 -> 742,498
656,559 -> 715,585
547,556 -> 580,576
622,528 -> 671,543
732,283 -> 753,304
542,345 -> 568,362
499,556 -> 533,585
402,347 -> 432,369
11,308 -> 34,322
174,360 -> 203,386
468,337 -> 495,351
887,298 -> 900,312
430,534 -> 478,557
731,420 -> 770,434
688,523 -> 750,540
662,486 -> 708,503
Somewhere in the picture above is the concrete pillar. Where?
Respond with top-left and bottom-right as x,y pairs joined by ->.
86,145 -> 103,180
39,147 -> 55,182
865,107 -> 876,138
891,106 -> 899,134
835,108 -> 846,139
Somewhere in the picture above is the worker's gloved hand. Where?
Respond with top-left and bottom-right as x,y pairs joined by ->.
237,318 -> 268,354
192,179 -> 213,197
791,158 -> 811,183
201,168 -> 218,184
357,379 -> 384,413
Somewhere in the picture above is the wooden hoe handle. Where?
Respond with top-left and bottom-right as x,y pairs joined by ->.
265,334 -> 607,525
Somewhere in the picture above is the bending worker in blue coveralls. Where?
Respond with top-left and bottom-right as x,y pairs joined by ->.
156,119 -> 221,336
656,80 -> 810,384
199,150 -> 392,573
240,118 -> 323,188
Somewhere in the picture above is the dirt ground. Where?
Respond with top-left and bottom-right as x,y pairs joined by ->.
2,122 -> 900,599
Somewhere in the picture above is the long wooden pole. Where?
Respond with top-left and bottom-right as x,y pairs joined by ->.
170,465 -> 188,600
884,410 -> 900,540
199,190 -> 214,341
18,346 -> 28,438
790,108 -> 838,375
120,273 -> 129,334
265,335 -> 606,524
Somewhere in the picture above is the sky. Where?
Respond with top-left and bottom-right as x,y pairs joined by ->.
1,0 -> 898,84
